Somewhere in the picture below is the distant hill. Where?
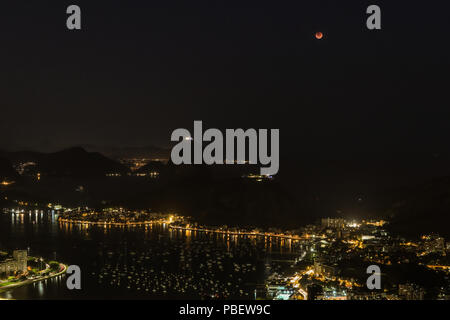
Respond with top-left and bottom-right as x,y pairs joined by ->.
2,147 -> 128,178
39,147 -> 128,177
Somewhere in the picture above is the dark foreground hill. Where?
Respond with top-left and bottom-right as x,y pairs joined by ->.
387,176 -> 450,238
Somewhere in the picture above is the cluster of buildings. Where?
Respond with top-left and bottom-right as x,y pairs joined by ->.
0,250 -> 28,278
58,208 -> 181,226
265,218 -> 450,300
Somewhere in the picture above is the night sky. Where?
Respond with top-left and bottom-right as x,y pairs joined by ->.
1,0 -> 449,154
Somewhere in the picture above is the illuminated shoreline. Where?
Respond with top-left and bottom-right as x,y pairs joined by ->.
167,225 -> 319,241
0,263 -> 67,294
58,217 -> 321,241
58,218 -> 172,227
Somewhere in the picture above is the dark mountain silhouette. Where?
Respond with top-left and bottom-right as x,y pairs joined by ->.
2,147 -> 128,178
36,147 -> 128,177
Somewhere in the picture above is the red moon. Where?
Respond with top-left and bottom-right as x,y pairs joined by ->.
315,32 -> 323,39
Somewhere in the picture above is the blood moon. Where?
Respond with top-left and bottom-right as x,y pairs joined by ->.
315,32 -> 324,40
